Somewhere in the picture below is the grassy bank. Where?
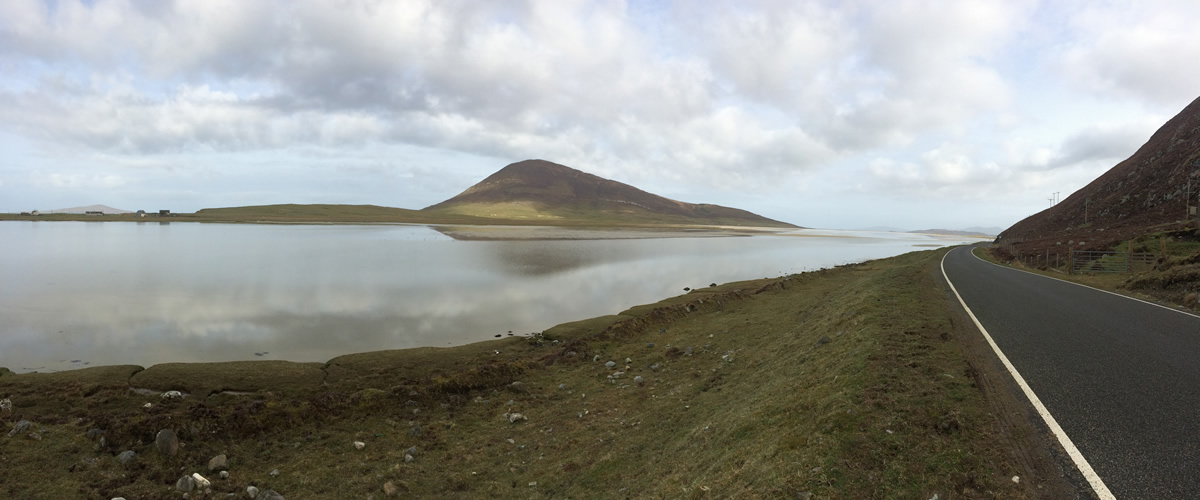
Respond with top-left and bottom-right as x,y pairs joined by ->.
1,248 -> 1053,499
986,228 -> 1200,312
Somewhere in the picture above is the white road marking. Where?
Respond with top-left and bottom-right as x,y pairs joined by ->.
941,247 -> 1116,500
968,247 -> 1200,320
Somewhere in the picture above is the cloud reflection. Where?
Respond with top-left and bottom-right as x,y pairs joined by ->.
0,223 -> 976,371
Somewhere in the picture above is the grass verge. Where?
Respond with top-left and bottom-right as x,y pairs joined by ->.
2,248 -> 1056,498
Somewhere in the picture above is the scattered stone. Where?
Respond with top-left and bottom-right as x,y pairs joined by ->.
1012,475 -> 1020,484
27,432 -> 41,441
405,454 -> 414,463
156,429 -> 179,456
593,355 -> 601,362
354,441 -> 366,450
405,446 -> 417,457
161,390 -> 184,400
192,473 -> 211,489
815,336 -> 831,346
506,438 -> 515,444
116,450 -> 137,465
507,413 -> 528,423
8,420 -> 31,437
86,428 -> 105,440
647,342 -> 655,348
405,399 -> 419,407
509,381 -> 527,393
219,471 -> 229,479
269,468 -> 280,477
255,489 -> 285,500
0,398 -> 11,413
684,346 -> 693,356
175,475 -> 195,492
557,384 -> 567,391
246,486 -> 260,498
142,402 -> 152,409
650,362 -> 661,371
605,361 -> 616,369
208,453 -> 228,472
634,376 -> 645,385
624,357 -> 632,363
383,481 -> 399,497
112,497 -> 127,500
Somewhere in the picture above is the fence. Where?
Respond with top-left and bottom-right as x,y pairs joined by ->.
1069,250 -> 1158,274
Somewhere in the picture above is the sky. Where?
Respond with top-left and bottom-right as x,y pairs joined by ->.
1,0 -> 1198,230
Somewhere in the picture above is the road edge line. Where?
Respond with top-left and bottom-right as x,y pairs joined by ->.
941,248 -> 1115,500
969,247 -> 1200,320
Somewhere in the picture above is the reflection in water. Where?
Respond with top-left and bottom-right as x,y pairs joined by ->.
0,222 -> 980,372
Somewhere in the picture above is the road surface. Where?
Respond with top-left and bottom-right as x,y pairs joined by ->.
941,246 -> 1200,499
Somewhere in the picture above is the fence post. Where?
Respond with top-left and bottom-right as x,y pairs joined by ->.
1069,251 -> 1074,274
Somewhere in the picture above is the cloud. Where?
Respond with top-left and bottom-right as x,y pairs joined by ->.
1052,0 -> 1200,107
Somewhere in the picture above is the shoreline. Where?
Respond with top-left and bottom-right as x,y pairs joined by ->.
0,246 -> 1081,498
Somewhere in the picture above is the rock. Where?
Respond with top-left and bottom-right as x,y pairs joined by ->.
383,481 -> 399,496
0,398 -> 11,413
112,497 -> 127,500
634,376 -> 645,385
219,470 -> 229,479
405,446 -> 418,457
684,346 -> 693,356
192,473 -> 211,489
354,441 -> 366,450
161,390 -> 184,400
647,342 -> 655,348
605,360 -> 616,368
155,429 -> 179,456
815,336 -> 831,346
508,381 -> 527,393
405,454 -> 414,463
208,453 -> 229,472
593,354 -> 601,362
175,475 -> 195,492
142,402 -> 152,409
625,357 -> 632,363
507,413 -> 528,423
86,428 -> 105,440
116,450 -> 137,465
246,486 -> 260,498
269,468 -> 280,477
650,363 -> 661,371
255,489 -> 285,500
1011,475 -> 1020,484
27,432 -> 42,441
557,384 -> 567,391
611,371 -> 624,379
8,420 -> 31,437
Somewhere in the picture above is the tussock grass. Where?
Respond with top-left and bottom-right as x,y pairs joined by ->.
1,248 -> 1034,498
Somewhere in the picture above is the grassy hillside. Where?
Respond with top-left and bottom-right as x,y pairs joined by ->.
0,248 -> 1070,499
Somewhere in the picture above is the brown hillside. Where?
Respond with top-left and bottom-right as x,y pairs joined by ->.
998,96 -> 1200,257
423,159 -> 798,228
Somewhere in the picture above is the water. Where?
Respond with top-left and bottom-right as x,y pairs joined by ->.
0,221 -> 979,372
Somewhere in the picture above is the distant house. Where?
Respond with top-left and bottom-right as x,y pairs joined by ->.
85,211 -> 104,216
20,212 -> 30,216
159,210 -> 171,216
136,210 -> 146,217
30,210 -> 39,216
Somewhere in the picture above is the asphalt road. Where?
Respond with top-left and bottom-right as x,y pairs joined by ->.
942,246 -> 1200,499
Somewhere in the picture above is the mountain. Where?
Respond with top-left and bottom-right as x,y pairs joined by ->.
46,204 -> 131,214
998,96 -> 1200,255
423,159 -> 798,228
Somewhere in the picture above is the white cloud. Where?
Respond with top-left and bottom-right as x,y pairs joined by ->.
1052,0 -> 1200,108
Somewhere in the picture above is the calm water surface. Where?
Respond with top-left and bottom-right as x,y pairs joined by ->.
0,221 -> 979,372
